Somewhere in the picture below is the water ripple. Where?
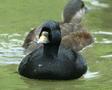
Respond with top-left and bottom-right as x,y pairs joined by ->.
84,0 -> 109,8
0,33 -> 24,65
93,31 -> 112,44
100,55 -> 112,58
93,31 -> 112,35
84,70 -> 100,79
95,40 -> 112,44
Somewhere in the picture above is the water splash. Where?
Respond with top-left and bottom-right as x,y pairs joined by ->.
80,44 -> 93,52
84,70 -> 99,79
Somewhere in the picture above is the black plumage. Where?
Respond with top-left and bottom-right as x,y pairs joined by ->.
18,21 -> 87,80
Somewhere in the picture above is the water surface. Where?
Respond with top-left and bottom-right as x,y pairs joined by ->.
0,0 -> 112,90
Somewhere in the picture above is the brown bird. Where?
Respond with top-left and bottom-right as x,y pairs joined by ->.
22,0 -> 94,54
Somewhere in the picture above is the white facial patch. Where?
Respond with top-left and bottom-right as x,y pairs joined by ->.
37,31 -> 49,44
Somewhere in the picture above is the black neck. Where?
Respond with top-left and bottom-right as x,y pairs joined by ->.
43,43 -> 59,58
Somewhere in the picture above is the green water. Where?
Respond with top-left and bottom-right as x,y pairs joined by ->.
0,0 -> 112,90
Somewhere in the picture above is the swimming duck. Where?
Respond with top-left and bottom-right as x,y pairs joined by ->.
63,0 -> 86,23
18,21 -> 87,80
22,0 -> 93,54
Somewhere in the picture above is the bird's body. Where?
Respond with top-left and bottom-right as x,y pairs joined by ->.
22,0 -> 93,54
19,46 -> 87,80
18,21 -> 87,80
